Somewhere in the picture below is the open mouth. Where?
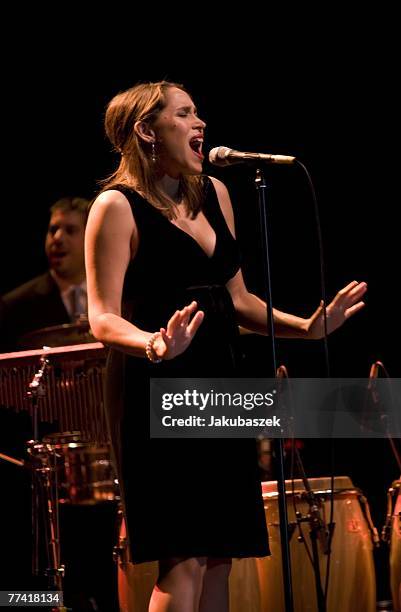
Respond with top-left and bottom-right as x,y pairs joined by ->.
189,138 -> 204,160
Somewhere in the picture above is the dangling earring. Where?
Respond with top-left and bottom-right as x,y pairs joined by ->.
151,142 -> 156,163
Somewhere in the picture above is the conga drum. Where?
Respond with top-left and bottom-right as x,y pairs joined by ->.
116,517 -> 159,612
388,480 -> 401,611
229,476 -> 376,612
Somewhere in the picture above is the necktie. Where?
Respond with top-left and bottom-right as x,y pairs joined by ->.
69,286 -> 87,321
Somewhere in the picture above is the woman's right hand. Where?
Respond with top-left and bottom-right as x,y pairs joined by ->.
152,301 -> 204,360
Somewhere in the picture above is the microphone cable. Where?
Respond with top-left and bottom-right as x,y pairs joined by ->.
294,160 -> 334,605
294,160 -> 330,377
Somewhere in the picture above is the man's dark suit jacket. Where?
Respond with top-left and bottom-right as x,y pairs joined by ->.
0,272 -> 70,352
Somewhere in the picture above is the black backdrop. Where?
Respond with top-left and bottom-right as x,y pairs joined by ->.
0,33 -> 399,606
1,50 -> 397,374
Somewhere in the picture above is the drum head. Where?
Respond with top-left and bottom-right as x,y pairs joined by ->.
42,431 -> 117,504
262,475 -> 356,498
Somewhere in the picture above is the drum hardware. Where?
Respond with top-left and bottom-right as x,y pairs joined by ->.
113,538 -> 127,566
382,479 -> 401,611
291,486 -> 333,612
286,521 -> 298,542
113,507 -> 128,566
27,351 -> 49,441
26,354 -> 66,596
358,493 -> 380,547
27,439 -> 65,587
291,503 -> 334,551
382,482 -> 401,544
382,513 -> 393,545
0,342 -> 112,610
278,367 -> 332,612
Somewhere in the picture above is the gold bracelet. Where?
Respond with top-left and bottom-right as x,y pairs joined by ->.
145,332 -> 162,363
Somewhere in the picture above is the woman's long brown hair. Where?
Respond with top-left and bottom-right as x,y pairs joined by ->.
100,81 -> 205,219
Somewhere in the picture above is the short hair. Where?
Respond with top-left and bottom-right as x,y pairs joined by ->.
49,196 -> 90,217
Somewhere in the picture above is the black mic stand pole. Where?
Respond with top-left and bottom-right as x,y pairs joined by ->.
254,167 -> 294,612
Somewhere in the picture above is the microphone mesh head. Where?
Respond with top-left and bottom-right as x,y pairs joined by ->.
208,146 -> 231,165
208,147 -> 218,163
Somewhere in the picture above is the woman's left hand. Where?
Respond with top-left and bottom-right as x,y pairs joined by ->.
306,280 -> 367,339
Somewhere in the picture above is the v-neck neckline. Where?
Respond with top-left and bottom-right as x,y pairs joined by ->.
167,213 -> 217,260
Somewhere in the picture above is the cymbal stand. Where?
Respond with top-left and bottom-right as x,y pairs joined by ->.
26,354 -> 65,593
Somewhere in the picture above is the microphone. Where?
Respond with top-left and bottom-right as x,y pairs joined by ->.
209,146 -> 295,167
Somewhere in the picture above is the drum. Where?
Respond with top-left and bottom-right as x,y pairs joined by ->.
388,480 -> 401,611
116,515 -> 159,612
43,432 -> 117,504
229,476 -> 376,612
116,476 -> 376,612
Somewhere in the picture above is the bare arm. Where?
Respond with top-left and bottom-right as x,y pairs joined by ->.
85,190 -> 203,359
210,177 -> 367,339
85,190 -> 150,355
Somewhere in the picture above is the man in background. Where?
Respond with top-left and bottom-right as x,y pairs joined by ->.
0,195 -> 118,609
0,196 -> 89,351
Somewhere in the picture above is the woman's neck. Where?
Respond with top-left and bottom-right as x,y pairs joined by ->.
156,174 -> 182,203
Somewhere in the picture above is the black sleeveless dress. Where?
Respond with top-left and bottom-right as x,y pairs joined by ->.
104,178 -> 269,563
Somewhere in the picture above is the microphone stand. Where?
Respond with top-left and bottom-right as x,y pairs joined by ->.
254,168 -> 294,612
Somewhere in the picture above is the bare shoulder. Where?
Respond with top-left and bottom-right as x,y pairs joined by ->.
208,176 -> 230,199
88,189 -> 136,234
90,189 -> 133,218
208,176 -> 235,235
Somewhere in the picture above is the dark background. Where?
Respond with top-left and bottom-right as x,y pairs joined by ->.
0,23 -> 399,607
